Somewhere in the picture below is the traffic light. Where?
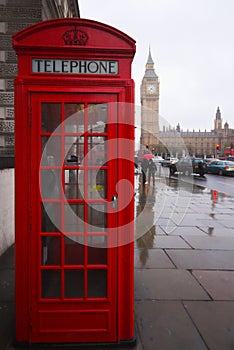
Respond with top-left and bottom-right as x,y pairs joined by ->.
216,144 -> 220,151
146,143 -> 149,149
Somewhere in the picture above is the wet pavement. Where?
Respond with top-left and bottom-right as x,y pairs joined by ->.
1,170 -> 234,349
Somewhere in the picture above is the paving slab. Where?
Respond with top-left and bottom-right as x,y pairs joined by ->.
135,269 -> 210,300
136,233 -> 191,249
221,220 -> 234,228
161,226 -> 206,236
166,249 -> 234,270
198,227 -> 234,236
195,219 -> 224,228
134,249 -> 175,269
192,270 -> 234,300
0,270 -> 14,302
135,300 -> 207,350
183,236 -> 234,250
149,235 -> 191,249
0,302 -> 14,350
184,301 -> 234,350
170,213 -> 210,227
155,218 -> 177,229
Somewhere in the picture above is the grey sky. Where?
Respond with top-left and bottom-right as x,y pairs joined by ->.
80,0 -> 234,131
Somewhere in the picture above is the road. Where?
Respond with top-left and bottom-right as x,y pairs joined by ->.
158,165 -> 234,196
194,173 -> 234,196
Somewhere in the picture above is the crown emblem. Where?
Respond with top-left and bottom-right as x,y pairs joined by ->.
62,26 -> 89,46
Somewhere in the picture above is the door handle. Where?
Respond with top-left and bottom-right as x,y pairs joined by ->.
111,195 -> 117,209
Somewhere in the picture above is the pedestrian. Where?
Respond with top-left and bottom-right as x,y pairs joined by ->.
141,158 -> 148,185
148,159 -> 157,186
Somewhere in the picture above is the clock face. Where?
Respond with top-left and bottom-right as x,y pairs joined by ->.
147,84 -> 156,94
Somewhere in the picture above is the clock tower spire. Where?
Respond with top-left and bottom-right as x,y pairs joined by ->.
140,48 -> 160,149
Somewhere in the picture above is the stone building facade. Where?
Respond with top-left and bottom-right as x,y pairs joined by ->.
140,51 -> 234,158
0,0 -> 80,162
159,107 -> 234,158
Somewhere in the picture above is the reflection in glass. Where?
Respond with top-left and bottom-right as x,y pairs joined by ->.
88,170 -> 106,199
64,169 -> 84,199
41,103 -> 61,133
88,203 -> 107,232
41,136 -> 61,166
64,203 -> 84,232
65,270 -> 84,298
41,236 -> 61,265
88,104 -> 107,133
65,103 -> 84,133
41,169 -> 61,199
88,136 -> 107,165
88,236 -> 107,264
41,202 -> 61,232
41,270 -> 61,299
88,269 -> 107,298
64,236 -> 84,265
65,136 -> 84,166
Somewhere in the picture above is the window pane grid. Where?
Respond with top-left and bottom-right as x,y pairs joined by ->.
40,101 -> 110,301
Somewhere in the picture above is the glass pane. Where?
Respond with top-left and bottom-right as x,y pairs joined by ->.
88,170 -> 107,199
88,269 -> 107,298
64,169 -> 84,199
41,136 -> 61,166
41,270 -> 61,299
88,104 -> 107,133
41,169 -> 61,199
41,236 -> 61,265
41,103 -> 61,133
88,136 -> 107,165
88,203 -> 107,232
65,103 -> 84,133
64,236 -> 84,265
65,270 -> 84,298
64,203 -> 84,232
88,236 -> 107,264
41,203 -> 61,232
65,136 -> 84,166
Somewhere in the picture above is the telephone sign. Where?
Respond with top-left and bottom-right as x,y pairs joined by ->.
32,58 -> 118,74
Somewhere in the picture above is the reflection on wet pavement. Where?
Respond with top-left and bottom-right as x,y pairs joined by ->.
135,174 -> 234,253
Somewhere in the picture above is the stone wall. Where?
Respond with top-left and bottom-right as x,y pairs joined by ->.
0,0 -> 42,156
0,168 -> 14,255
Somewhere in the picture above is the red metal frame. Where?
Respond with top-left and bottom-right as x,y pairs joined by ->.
13,18 -> 135,345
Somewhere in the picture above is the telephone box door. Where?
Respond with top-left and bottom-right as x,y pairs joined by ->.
30,92 -> 118,343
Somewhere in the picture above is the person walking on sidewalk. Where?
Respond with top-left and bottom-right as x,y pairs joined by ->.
141,158 -> 149,185
148,159 -> 157,186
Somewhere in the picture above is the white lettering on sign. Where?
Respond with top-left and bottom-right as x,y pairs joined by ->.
32,59 -> 118,75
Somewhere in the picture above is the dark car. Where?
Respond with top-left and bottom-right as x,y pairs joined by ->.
203,158 -> 219,166
207,160 -> 234,176
169,158 -> 207,177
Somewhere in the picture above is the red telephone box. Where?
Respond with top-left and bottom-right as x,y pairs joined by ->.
13,18 -> 135,345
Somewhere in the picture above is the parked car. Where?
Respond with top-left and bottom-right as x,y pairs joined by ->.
169,158 -> 207,177
161,157 -> 178,167
206,160 -> 234,176
153,156 -> 164,164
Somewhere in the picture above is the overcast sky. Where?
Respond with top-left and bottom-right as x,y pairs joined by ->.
80,0 -> 234,131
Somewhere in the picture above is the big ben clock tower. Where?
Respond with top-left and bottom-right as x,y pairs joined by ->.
140,48 -> 160,148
